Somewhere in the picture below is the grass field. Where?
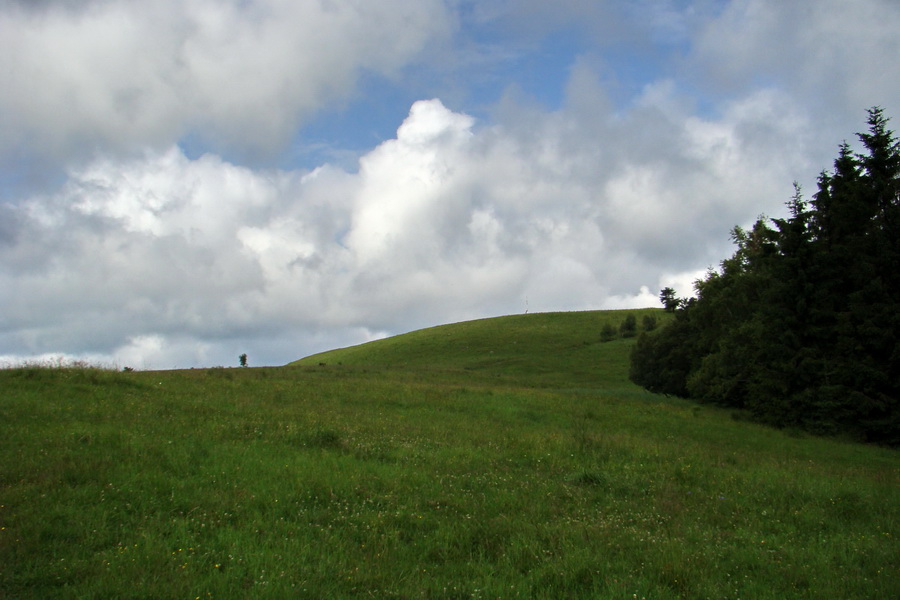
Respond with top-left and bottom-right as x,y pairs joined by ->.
1,310 -> 898,598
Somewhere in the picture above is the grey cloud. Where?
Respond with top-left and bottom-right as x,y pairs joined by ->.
0,0 -> 451,164
686,0 -> 900,129
0,204 -> 20,246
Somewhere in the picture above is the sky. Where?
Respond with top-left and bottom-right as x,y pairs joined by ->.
1,0 -> 899,369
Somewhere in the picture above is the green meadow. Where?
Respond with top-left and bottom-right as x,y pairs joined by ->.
1,310 -> 897,599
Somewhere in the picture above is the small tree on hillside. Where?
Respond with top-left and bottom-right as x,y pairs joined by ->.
660,287 -> 680,312
239,353 -> 248,368
620,314 -> 638,338
600,322 -> 618,342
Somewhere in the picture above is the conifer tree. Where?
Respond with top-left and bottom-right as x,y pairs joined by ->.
630,108 -> 900,444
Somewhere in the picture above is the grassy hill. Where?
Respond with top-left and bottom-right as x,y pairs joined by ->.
1,310 -> 898,599
292,309 -> 663,390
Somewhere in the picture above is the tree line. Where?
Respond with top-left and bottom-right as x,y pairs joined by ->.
630,108 -> 899,445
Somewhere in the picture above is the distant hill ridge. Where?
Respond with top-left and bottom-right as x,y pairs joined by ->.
291,309 -> 667,390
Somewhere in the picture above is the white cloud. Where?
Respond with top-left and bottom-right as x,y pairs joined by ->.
0,0 -> 451,161
2,0 -> 898,368
0,87 -> 826,366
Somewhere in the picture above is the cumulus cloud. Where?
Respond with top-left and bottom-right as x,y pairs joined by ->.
0,0 -> 450,161
0,88 -> 822,366
1,0 -> 897,368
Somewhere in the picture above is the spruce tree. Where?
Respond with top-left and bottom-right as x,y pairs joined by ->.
630,108 -> 900,444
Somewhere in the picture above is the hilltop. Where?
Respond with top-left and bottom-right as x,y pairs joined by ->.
292,308 -> 665,390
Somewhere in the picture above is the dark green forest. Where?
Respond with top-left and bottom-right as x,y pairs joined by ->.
630,108 -> 900,445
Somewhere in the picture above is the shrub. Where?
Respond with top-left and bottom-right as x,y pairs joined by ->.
600,322 -> 618,342
620,314 -> 638,338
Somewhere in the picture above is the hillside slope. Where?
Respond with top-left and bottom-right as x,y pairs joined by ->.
3,309 -> 898,599
291,309 -> 666,390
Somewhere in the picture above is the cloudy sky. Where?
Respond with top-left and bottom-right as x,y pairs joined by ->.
1,0 -> 898,369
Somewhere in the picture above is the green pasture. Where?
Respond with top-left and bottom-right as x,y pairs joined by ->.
1,310 -> 897,598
